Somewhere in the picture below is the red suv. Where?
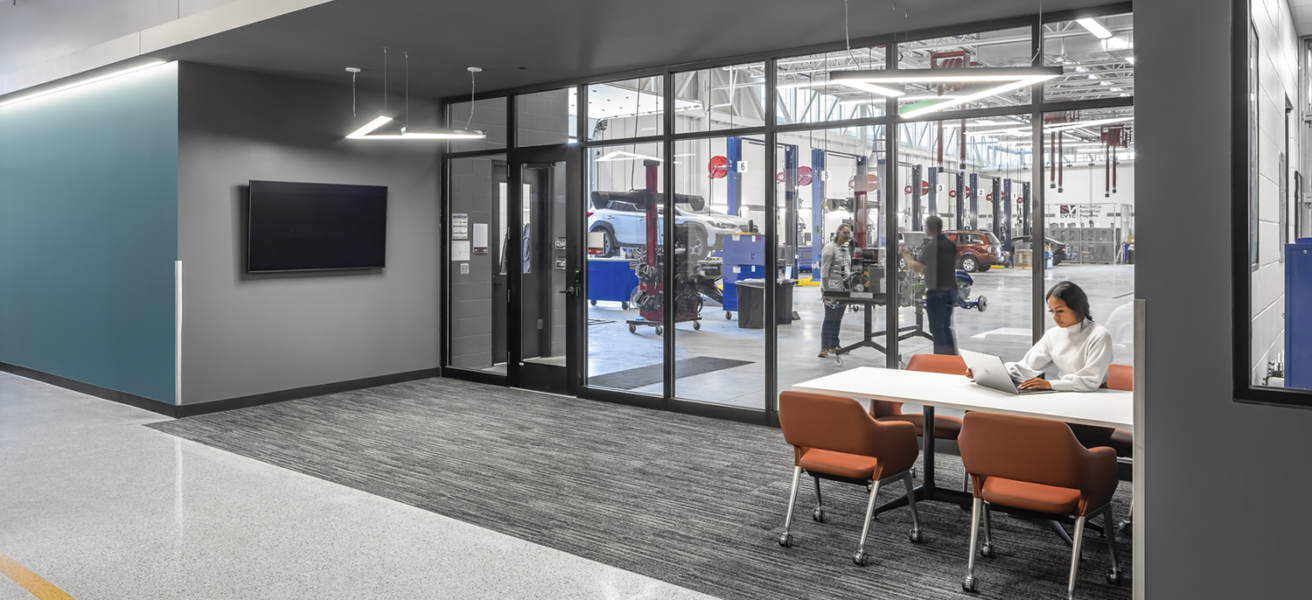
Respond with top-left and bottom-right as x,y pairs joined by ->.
944,230 -> 1005,272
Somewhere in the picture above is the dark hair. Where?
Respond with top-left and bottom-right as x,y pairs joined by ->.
925,215 -> 943,235
1045,281 -> 1093,321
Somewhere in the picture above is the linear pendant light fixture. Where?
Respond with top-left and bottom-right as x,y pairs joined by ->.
827,66 -> 1063,119
345,52 -> 485,140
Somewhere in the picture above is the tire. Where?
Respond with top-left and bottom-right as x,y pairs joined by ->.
594,227 -> 618,258
590,300 -> 597,306
628,324 -> 637,334
688,228 -> 708,259
961,255 -> 980,273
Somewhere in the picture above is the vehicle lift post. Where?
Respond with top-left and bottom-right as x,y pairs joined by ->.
969,173 -> 980,230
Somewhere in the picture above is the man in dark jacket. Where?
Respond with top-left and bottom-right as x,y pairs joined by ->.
899,216 -> 959,355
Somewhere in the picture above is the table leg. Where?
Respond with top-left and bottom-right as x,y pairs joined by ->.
922,406 -> 937,494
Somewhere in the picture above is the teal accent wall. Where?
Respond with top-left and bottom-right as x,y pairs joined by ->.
0,63 -> 178,404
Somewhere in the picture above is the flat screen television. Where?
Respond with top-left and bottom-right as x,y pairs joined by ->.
247,180 -> 388,273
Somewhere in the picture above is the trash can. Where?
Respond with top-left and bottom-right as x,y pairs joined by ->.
1044,250 -> 1054,270
734,279 -> 796,329
735,280 -> 765,329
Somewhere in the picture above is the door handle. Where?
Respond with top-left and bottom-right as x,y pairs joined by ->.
558,286 -> 577,296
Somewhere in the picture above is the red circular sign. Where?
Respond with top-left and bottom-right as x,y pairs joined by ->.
904,184 -> 912,194
965,186 -> 973,196
922,181 -> 930,195
948,190 -> 957,198
848,174 -> 878,190
799,166 -> 813,186
708,156 -> 728,179
987,193 -> 994,202
778,171 -> 787,183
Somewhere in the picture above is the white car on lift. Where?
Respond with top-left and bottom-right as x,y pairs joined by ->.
588,192 -> 752,258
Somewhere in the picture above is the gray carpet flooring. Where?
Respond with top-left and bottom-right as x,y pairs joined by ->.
589,356 -> 753,390
149,378 -> 1132,600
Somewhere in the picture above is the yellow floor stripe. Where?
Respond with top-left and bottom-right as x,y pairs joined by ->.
0,552 -> 75,600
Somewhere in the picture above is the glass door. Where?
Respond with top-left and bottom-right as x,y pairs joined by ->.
509,146 -> 580,394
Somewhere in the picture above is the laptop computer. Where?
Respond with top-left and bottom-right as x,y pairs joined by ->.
960,349 -> 1058,395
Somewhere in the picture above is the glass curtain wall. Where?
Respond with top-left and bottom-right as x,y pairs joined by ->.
1040,107 -> 1136,366
674,62 -> 766,133
448,98 -> 508,152
671,134 -> 766,410
585,76 -> 667,141
775,125 -> 886,390
584,142 -> 666,394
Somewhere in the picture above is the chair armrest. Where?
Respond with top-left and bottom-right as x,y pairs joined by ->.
1078,446 -> 1120,515
873,420 -> 919,477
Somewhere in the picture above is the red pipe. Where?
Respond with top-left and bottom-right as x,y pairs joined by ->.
1105,143 -> 1110,198
645,161 -> 659,267
1058,136 -> 1064,192
1049,131 -> 1056,188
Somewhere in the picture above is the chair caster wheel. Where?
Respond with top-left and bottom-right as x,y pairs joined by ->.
866,483 -> 874,493
962,576 -> 977,593
628,324 -> 637,334
778,533 -> 792,547
655,326 -> 664,335
725,311 -> 732,320
1106,569 -> 1120,585
908,528 -> 922,544
693,321 -> 701,330
980,543 -> 994,558
812,508 -> 825,522
852,551 -> 869,566
1118,520 -> 1132,535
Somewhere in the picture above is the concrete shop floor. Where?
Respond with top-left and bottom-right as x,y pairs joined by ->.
586,264 -> 1135,409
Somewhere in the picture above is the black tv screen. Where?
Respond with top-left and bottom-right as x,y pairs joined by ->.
247,180 -> 388,273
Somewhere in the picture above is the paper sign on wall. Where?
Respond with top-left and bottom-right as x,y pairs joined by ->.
452,213 -> 469,240
451,241 -> 471,261
473,224 -> 489,254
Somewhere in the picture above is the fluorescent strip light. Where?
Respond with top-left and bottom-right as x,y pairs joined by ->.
1077,18 -> 1114,40
1126,56 -> 1136,64
0,61 -> 168,109
840,81 -> 906,97
596,151 -> 663,162
400,127 -> 486,140
347,115 -> 394,139
900,76 -> 1049,119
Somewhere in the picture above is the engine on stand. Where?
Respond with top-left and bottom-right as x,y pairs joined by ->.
626,160 -> 705,334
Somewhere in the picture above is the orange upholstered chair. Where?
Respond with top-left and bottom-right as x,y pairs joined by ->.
958,412 -> 1122,599
778,391 -> 924,566
872,354 -> 967,440
1105,365 -> 1134,458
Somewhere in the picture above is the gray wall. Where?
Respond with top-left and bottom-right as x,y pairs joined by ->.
0,0 -> 239,75
449,155 -> 501,369
177,62 -> 440,404
1138,0 -> 1312,596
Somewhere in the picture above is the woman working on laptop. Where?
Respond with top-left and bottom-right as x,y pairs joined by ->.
969,281 -> 1114,392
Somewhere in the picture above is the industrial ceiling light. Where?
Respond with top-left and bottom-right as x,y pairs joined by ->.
0,60 -> 168,109
828,67 -> 1063,118
1076,17 -> 1114,40
595,150 -> 662,162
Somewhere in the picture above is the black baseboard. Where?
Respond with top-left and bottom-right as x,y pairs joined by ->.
0,362 -> 441,419
176,368 -> 442,418
0,361 -> 179,417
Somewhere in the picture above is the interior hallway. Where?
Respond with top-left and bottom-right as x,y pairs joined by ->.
0,372 -> 709,600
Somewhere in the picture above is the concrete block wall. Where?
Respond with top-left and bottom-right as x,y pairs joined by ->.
449,98 -> 508,153
517,88 -> 572,146
449,155 -> 501,369
1251,0 -> 1301,384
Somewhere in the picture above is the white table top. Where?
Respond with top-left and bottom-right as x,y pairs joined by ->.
790,367 -> 1133,431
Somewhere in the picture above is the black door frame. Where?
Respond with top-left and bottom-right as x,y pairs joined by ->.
507,145 -> 580,395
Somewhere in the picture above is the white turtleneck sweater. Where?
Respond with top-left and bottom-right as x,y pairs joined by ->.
1004,320 -> 1114,392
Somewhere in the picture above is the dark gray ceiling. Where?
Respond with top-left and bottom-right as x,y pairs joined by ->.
153,0 -> 1119,99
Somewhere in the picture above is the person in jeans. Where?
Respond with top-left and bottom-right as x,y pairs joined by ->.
818,223 -> 854,358
900,216 -> 959,355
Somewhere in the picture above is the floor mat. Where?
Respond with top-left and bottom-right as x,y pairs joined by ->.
149,378 -> 1132,600
587,356 -> 752,390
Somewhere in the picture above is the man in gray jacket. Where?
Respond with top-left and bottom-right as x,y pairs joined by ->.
818,223 -> 853,357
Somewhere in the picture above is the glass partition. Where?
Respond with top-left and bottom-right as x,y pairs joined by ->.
774,47 -> 886,125
1041,108 -> 1135,365
448,97 -> 507,152
1044,13 -> 1134,103
897,26 -> 1034,116
673,62 -> 767,134
448,154 -> 509,373
671,135 -> 766,409
586,76 -> 668,141
584,142 -> 666,395
774,125 -> 887,396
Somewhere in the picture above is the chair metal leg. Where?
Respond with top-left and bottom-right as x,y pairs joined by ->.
1118,496 -> 1133,534
779,466 -> 801,547
1103,509 -> 1121,584
1066,515 -> 1087,600
853,478 -> 882,566
903,471 -> 922,543
963,497 -> 982,592
980,502 -> 994,557
811,476 -> 826,522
